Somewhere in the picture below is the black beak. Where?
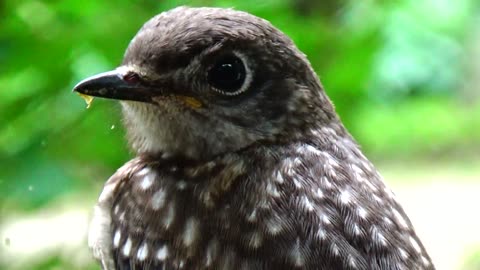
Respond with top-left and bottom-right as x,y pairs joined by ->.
73,69 -> 157,102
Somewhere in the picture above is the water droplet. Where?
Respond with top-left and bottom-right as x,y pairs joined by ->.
111,125 -> 115,130
4,237 -> 10,246
28,185 -> 34,191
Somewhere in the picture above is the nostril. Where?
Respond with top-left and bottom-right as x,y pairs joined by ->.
123,72 -> 141,84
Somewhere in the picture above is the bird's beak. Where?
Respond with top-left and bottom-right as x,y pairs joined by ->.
73,69 -> 157,103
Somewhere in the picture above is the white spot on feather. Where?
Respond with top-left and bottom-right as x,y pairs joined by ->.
247,208 -> 258,222
140,173 -> 155,190
391,207 -> 409,228
398,247 -> 409,259
113,204 -> 120,215
321,176 -> 333,189
283,159 -> 295,176
137,242 -> 149,261
137,167 -> 150,177
371,226 -> 387,246
384,187 -> 396,199
205,238 -> 219,266
372,194 -> 383,204
331,243 -> 340,256
351,164 -> 363,175
182,217 -> 199,247
258,197 -> 270,209
122,237 -> 132,257
293,178 -> 302,189
284,157 -> 301,178
176,180 -> 187,190
320,213 -> 331,224
315,188 -> 324,198
316,227 -> 327,240
274,171 -> 284,184
266,216 -> 283,235
321,127 -> 336,135
302,196 -> 315,211
347,254 -> 358,269
156,245 -> 168,261
163,202 -> 175,229
301,144 -> 322,156
339,190 -> 352,204
325,153 -> 339,168
383,216 -> 394,226
357,206 -> 368,219
324,161 -> 337,178
352,223 -> 362,236
289,238 -> 305,267
151,188 -> 166,210
119,211 -> 125,222
365,180 -> 377,191
351,164 -> 366,183
113,229 -> 121,248
409,236 -> 422,253
421,256 -> 430,266
248,231 -> 263,249
266,181 -> 281,197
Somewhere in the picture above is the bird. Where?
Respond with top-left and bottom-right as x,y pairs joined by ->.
73,6 -> 434,270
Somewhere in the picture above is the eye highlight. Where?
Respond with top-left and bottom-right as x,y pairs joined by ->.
207,53 -> 251,96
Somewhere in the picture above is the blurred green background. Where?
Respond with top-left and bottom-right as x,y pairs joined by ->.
0,0 -> 479,269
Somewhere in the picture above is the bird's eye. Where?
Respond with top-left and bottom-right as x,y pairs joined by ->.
208,54 -> 250,95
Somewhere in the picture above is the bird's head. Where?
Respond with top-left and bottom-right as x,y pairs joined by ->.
74,7 -> 339,160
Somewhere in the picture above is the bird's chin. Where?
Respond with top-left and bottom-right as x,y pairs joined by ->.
120,100 -> 261,161
120,100 -> 199,158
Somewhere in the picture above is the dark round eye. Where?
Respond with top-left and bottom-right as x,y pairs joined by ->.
208,54 -> 247,95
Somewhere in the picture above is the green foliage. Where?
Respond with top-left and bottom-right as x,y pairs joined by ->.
462,246 -> 480,270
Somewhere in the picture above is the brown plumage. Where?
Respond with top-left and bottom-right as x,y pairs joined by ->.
74,6 -> 434,270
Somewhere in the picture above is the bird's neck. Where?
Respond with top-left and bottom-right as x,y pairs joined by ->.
101,127 -> 378,263
133,122 -> 361,199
